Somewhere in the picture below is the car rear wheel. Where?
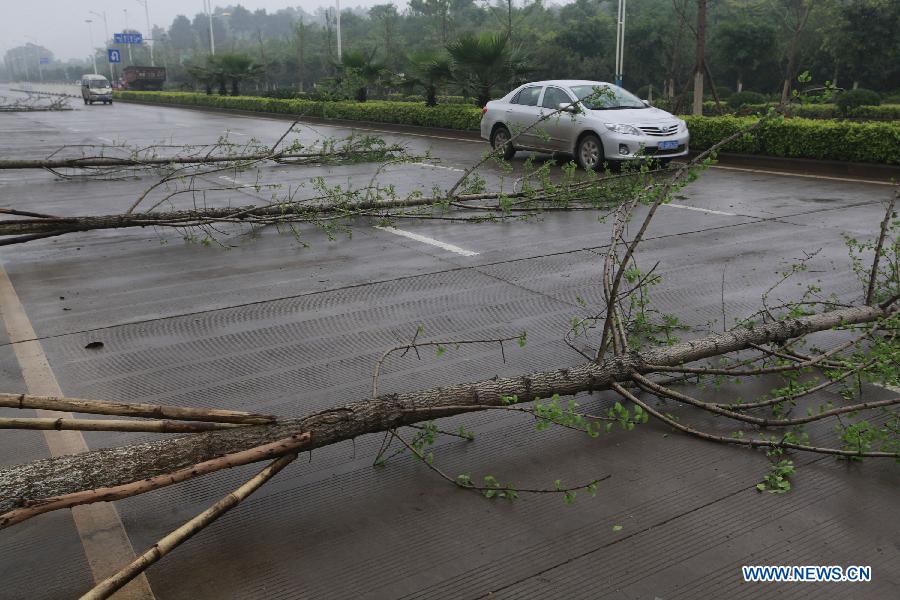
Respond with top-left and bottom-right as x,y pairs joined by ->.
576,134 -> 604,171
491,126 -> 516,160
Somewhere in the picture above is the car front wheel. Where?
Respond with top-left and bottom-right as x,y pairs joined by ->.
576,134 -> 604,171
491,126 -> 516,161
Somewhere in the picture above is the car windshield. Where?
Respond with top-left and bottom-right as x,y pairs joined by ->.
89,80 -> 109,88
569,84 -> 646,110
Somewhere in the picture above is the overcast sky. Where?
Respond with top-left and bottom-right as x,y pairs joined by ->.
1,1 -> 397,62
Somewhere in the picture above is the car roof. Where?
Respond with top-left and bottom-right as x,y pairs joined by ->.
520,80 -> 611,88
82,74 -> 108,79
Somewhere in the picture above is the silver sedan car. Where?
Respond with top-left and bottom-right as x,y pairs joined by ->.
480,79 -> 689,170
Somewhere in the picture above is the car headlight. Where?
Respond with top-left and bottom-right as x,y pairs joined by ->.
605,123 -> 642,136
678,119 -> 688,132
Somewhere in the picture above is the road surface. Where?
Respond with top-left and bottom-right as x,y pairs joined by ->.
0,88 -> 897,599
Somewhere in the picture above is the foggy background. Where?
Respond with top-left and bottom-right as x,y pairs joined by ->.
0,1 -> 400,61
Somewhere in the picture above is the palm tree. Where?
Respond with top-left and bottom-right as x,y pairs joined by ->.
446,32 -> 529,107
208,53 -> 265,96
337,49 -> 386,102
405,51 -> 453,106
185,62 -> 216,95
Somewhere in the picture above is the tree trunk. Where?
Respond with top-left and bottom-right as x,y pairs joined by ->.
781,0 -> 812,103
297,21 -> 306,92
781,34 -> 799,102
692,0 -> 706,116
0,304 -> 886,513
477,86 -> 491,108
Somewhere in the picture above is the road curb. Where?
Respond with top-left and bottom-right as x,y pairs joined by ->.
114,97 -> 482,143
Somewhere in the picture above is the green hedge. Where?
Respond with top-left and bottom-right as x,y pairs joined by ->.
684,115 -> 900,165
383,93 -> 471,105
114,91 -> 482,130
702,101 -> 900,120
116,92 -> 898,164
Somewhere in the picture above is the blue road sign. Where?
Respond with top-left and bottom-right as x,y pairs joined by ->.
113,33 -> 142,44
39,57 -> 49,65
108,49 -> 121,64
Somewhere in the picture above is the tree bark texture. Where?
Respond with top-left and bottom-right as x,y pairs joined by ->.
0,304 -> 885,513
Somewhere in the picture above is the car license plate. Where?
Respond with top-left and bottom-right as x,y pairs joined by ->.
658,141 -> 679,150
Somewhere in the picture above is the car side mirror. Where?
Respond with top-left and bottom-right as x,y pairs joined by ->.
642,99 -> 651,107
557,102 -> 579,113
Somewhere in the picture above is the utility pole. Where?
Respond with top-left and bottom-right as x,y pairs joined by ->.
614,0 -> 626,87
135,0 -> 154,66
89,11 -> 115,82
85,20 -> 98,75
335,0 -> 342,61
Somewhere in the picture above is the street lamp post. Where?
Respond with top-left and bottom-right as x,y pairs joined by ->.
203,0 -> 215,54
614,0 -> 626,88
24,36 -> 42,82
85,20 -> 99,75
123,9 -> 133,63
89,10 -> 115,82
135,0 -> 154,66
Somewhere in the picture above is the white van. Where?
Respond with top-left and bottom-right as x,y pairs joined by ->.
80,74 -> 113,105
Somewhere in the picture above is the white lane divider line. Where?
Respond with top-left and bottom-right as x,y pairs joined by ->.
410,162 -> 466,173
224,129 -> 247,137
219,175 -> 240,185
665,203 -> 737,217
710,164 -> 892,186
374,226 -> 479,257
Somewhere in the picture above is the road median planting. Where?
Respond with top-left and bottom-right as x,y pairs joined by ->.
115,91 -> 898,165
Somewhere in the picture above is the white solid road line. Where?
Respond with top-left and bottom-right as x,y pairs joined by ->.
410,161 -> 466,173
665,203 -> 738,216
0,263 -> 154,598
374,226 -> 479,256
219,174 -> 241,184
709,164 -> 893,186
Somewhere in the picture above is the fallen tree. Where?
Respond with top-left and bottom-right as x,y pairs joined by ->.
0,88 -> 661,246
0,92 -> 71,112
0,301 -> 894,514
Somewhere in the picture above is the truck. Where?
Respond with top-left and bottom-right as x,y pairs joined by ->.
122,66 -> 167,91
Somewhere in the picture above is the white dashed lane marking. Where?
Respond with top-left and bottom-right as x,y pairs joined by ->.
410,162 -> 466,173
665,203 -> 738,216
374,226 -> 479,257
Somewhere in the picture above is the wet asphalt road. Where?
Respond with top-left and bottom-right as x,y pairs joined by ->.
0,88 -> 897,599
